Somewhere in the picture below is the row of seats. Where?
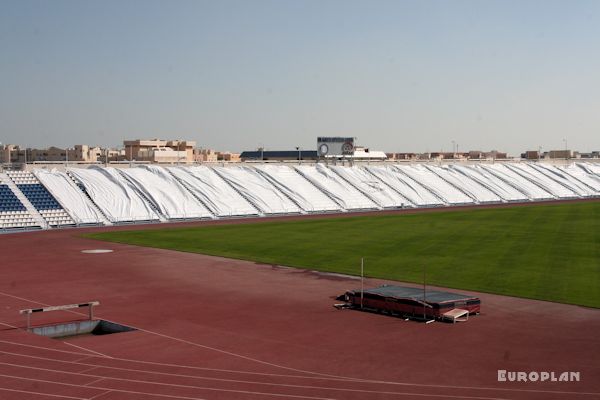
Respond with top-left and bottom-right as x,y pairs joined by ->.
0,222 -> 39,229
18,184 -> 63,210
39,209 -> 75,226
0,210 -> 38,229
7,171 -> 38,184
7,172 -> 76,227
0,185 -> 27,212
0,212 -> 34,220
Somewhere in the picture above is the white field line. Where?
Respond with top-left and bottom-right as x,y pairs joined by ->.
0,339 -> 92,357
1,292 -> 599,398
0,351 -> 507,399
78,366 -> 100,375
0,342 -> 599,397
0,368 -> 335,400
87,390 -> 113,400
0,290 -> 352,381
83,377 -> 107,387
61,342 -> 112,359
0,386 -> 85,399
0,364 -> 517,400
71,357 -> 96,364
0,373 -> 206,400
0,339 -> 348,382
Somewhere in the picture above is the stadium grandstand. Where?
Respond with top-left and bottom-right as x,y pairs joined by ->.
0,162 -> 599,231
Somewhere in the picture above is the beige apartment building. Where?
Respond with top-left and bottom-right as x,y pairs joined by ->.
0,144 -> 16,163
217,151 -> 241,162
193,148 -> 218,162
123,139 -> 195,163
548,150 -> 571,159
1,140 -> 235,165
0,144 -> 103,163
191,149 -> 241,163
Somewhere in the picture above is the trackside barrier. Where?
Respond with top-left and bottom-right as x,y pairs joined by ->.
19,301 -> 100,331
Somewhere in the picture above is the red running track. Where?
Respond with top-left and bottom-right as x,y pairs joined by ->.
0,207 -> 599,400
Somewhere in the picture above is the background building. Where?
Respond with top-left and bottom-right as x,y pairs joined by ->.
217,151 -> 241,162
123,139 -> 195,163
0,144 -> 107,163
349,147 -> 387,160
577,151 -> 600,159
523,150 -> 542,160
386,153 -> 418,161
548,149 -> 572,159
193,148 -> 218,162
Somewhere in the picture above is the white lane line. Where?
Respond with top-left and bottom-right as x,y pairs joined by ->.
0,386 -> 85,399
0,351 -> 505,399
0,351 -> 488,399
1,291 -> 598,398
88,390 -> 113,400
71,357 -> 94,364
0,339 -> 92,357
0,350 -> 600,396
0,321 -> 18,329
0,291 -> 52,305
62,342 -> 112,359
0,366 -> 515,400
0,371 -> 338,400
83,377 -> 106,387
0,290 -> 352,381
78,366 -> 99,375
115,322 -> 354,380
0,339 -> 352,382
0,373 -> 205,400
0,351 -> 516,400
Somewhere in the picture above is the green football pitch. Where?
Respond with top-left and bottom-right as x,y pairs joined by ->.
87,201 -> 600,308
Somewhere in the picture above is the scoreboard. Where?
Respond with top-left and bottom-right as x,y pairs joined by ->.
317,137 -> 355,157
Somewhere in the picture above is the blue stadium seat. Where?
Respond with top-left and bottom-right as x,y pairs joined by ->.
17,184 -> 62,211
0,185 -> 27,212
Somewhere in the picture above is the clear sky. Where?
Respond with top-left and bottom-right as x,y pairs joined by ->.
1,0 -> 599,155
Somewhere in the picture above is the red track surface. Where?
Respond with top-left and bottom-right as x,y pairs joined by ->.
1,205 -> 599,400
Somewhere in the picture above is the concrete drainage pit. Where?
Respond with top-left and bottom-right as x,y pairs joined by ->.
31,320 -> 136,339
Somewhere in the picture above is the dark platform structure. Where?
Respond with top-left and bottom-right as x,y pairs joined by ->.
240,150 -> 318,161
343,285 -> 481,320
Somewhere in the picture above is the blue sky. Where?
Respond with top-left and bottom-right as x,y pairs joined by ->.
1,0 -> 599,154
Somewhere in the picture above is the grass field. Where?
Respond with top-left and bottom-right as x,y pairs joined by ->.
87,202 -> 600,308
